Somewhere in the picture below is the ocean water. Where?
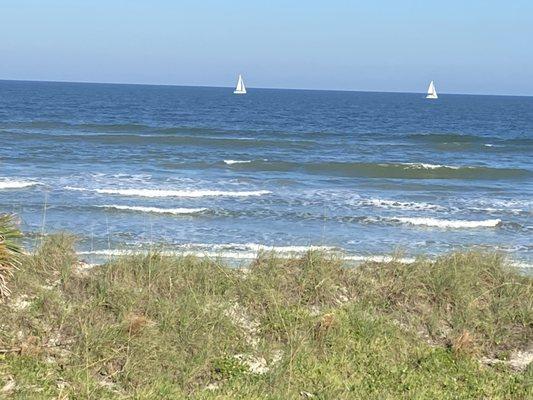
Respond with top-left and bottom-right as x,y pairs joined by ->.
0,80 -> 531,265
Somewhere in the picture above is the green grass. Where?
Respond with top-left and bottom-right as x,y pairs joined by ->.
0,234 -> 531,399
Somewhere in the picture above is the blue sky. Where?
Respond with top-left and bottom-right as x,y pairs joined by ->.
1,0 -> 532,95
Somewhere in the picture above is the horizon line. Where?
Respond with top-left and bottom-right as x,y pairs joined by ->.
0,78 -> 531,98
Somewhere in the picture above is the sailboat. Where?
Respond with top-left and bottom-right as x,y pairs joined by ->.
234,74 -> 247,95
426,80 -> 438,99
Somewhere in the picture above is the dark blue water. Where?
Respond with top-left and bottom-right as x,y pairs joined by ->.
0,80 -> 531,265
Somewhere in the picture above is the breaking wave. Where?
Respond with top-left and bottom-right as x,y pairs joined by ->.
78,248 -> 417,264
392,217 -> 502,229
66,186 -> 271,198
356,198 -> 446,211
223,159 -> 252,165
0,179 -> 39,190
222,160 -> 530,180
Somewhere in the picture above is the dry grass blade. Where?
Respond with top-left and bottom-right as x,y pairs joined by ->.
0,214 -> 22,298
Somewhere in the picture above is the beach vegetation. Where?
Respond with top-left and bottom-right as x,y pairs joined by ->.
0,234 -> 531,398
0,214 -> 22,298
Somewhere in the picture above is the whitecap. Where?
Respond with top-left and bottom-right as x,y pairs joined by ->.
393,217 -> 501,229
401,162 -> 460,170
0,179 -> 39,189
224,159 -> 252,165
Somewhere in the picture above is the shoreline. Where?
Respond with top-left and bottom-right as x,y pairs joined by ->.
72,245 -> 533,271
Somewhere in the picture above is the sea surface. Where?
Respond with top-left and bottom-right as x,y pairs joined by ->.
0,80 -> 531,265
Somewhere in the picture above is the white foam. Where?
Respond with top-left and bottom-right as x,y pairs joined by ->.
66,187 -> 271,198
224,160 -> 252,165
99,205 -> 207,215
484,143 -> 494,147
77,247 -> 413,263
465,199 -> 531,215
208,243 -> 338,252
64,186 -> 89,192
78,249 -> 269,260
468,206 -> 526,216
394,217 -> 501,229
360,198 -> 445,212
78,249 -> 132,256
0,180 -> 39,189
511,261 -> 533,269
78,243 -> 338,258
343,255 -> 416,264
72,249 -> 533,269
402,162 -> 460,170
491,199 -> 530,208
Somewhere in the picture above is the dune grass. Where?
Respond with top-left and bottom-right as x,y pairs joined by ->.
0,214 -> 22,298
0,234 -> 531,399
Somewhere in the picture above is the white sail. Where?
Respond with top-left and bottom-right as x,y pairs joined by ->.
426,80 -> 438,99
234,74 -> 246,94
